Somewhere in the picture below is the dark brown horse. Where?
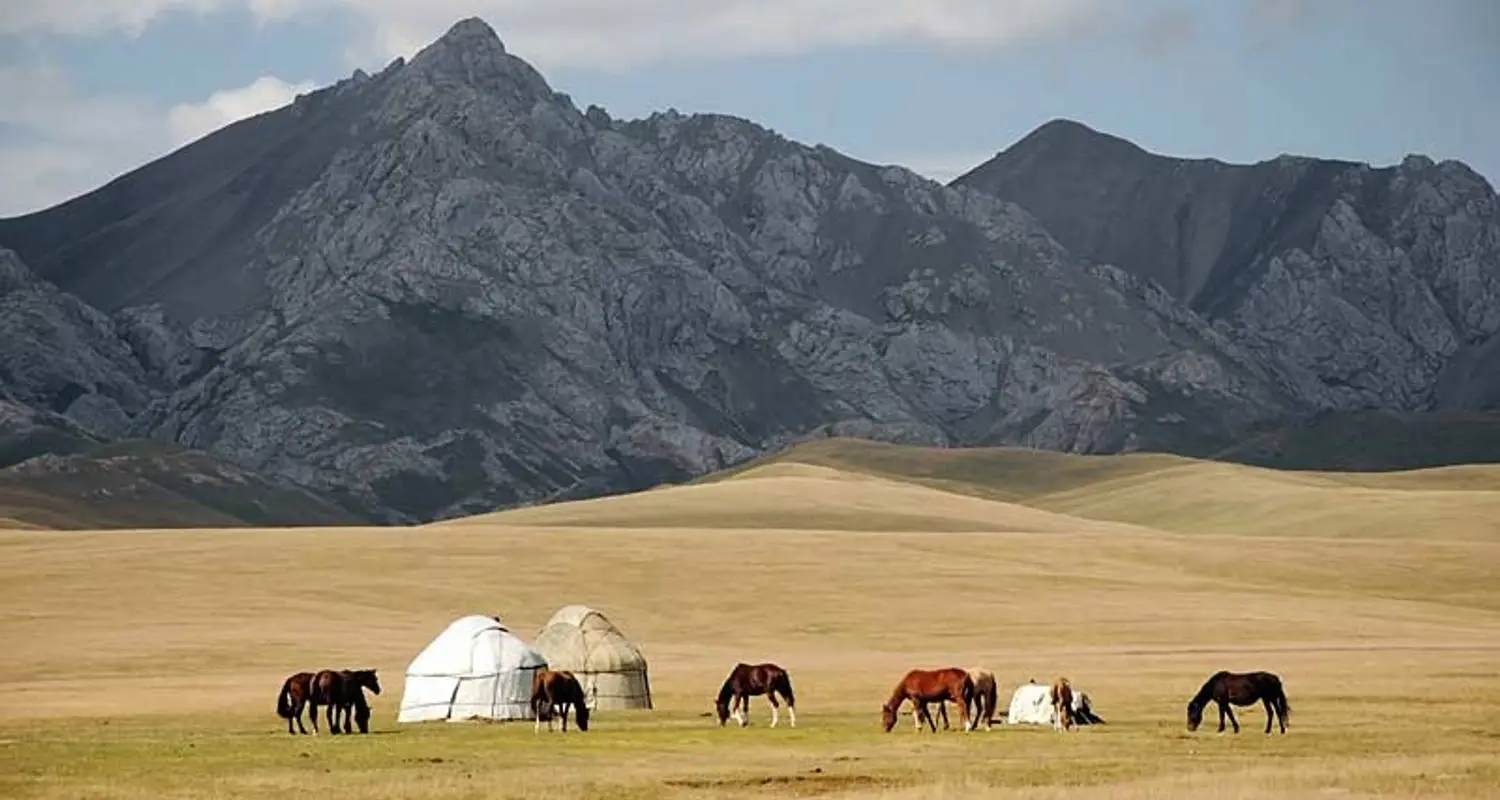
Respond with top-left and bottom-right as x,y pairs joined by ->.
1186,670 -> 1290,735
308,668 -> 382,735
275,671 -> 316,735
881,668 -> 974,733
532,669 -> 591,733
715,662 -> 797,728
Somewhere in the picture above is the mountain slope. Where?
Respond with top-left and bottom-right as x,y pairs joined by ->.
0,437 -> 369,530
953,118 -> 1500,412
0,19 -> 1294,523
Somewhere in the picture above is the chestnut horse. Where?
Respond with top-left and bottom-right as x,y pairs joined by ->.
715,662 -> 797,728
275,671 -> 316,735
926,666 -> 998,731
881,668 -> 974,733
308,668 -> 381,735
532,669 -> 591,733
1187,670 -> 1289,735
1050,676 -> 1074,731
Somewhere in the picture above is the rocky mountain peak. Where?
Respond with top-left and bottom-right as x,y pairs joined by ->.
403,15 -> 551,100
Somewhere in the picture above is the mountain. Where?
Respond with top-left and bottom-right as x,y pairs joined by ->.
952,118 -> 1500,413
0,429 -> 368,530
0,18 -> 1494,525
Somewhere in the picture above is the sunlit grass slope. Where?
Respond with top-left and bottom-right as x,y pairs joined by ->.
695,438 -> 1500,540
452,462 -> 1153,534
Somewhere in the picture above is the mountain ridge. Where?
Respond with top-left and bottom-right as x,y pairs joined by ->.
2,17 -> 1497,525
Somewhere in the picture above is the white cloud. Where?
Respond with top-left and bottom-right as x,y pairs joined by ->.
355,0 -> 1115,71
166,75 -> 316,146
0,0 -> 232,37
0,66 -> 314,217
3,1 -> 1114,71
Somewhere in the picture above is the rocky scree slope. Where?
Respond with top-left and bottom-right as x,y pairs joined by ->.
0,18 -> 1484,524
954,118 -> 1500,414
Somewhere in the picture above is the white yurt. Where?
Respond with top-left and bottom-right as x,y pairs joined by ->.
1005,681 -> 1101,726
532,604 -> 653,710
397,614 -> 548,723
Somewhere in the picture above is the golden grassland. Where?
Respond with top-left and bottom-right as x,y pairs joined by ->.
3,440 -> 1500,798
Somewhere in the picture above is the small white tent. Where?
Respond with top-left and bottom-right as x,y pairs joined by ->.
397,615 -> 548,723
1005,681 -> 1100,726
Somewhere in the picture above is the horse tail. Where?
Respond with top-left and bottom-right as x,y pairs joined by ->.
1277,686 -> 1290,721
776,671 -> 796,707
276,677 -> 294,719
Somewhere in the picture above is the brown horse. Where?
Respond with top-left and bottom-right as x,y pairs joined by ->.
308,668 -> 382,735
532,669 -> 591,733
1187,670 -> 1289,735
715,662 -> 797,728
275,671 -> 316,735
926,667 -> 998,731
1050,677 -> 1074,731
881,668 -> 974,733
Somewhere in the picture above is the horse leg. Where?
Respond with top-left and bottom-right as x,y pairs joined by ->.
785,692 -> 797,728
937,701 -> 950,731
309,701 -> 320,735
767,693 -> 781,728
1215,701 -> 1226,734
1224,704 -> 1240,734
294,700 -> 308,735
1261,697 -> 1274,735
739,695 -> 750,727
326,701 -> 339,735
341,701 -> 353,735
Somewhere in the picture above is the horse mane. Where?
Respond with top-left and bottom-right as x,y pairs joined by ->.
715,673 -> 738,707
882,679 -> 907,710
1188,671 -> 1227,709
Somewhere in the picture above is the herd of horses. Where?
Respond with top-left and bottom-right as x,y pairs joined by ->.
274,662 -> 1291,737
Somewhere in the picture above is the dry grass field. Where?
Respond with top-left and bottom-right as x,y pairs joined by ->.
3,440 -> 1500,798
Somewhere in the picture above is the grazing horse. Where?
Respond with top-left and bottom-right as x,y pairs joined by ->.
968,667 -> 999,730
532,669 -> 591,733
1050,677 -> 1075,731
715,662 -> 797,728
881,668 -> 974,733
275,671 -> 316,735
926,667 -> 998,731
1186,670 -> 1290,735
309,668 -> 382,735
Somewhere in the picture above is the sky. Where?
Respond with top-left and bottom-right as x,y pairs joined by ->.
1,0 -> 1497,217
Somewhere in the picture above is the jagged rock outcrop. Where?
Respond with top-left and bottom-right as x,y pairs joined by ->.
0,20 -> 1492,524
0,248 -> 153,437
953,119 -> 1500,413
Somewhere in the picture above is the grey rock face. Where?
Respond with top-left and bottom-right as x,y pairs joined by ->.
0,21 -> 1488,523
954,119 -> 1500,414
0,248 -> 151,438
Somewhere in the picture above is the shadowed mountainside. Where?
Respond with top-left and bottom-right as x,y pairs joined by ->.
1,19 -> 1498,525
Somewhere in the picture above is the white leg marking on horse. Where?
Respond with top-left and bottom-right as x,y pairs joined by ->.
770,705 -> 779,728
789,706 -> 797,727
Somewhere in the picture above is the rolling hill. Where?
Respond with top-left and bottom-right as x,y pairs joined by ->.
685,437 -> 1500,540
